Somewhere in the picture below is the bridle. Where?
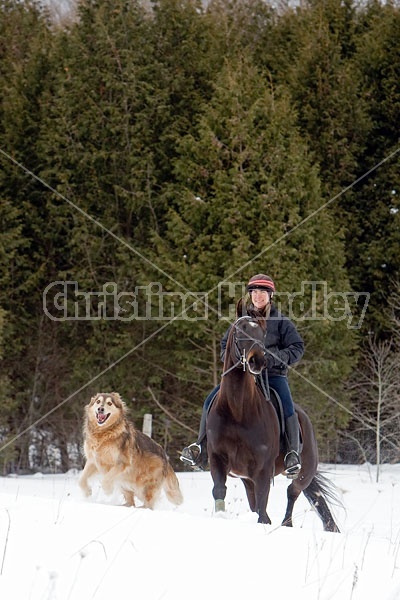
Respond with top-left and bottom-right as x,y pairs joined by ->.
222,316 -> 266,376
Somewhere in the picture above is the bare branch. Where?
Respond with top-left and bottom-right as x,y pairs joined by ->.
147,387 -> 197,435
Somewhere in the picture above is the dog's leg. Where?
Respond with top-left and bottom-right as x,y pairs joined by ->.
122,489 -> 136,507
142,483 -> 161,509
101,473 -> 114,495
102,465 -> 128,495
79,461 -> 97,497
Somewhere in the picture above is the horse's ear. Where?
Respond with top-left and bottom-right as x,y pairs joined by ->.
236,298 -> 248,318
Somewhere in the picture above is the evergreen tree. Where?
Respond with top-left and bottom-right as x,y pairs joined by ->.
339,1 -> 400,335
158,57 -> 357,456
3,0 -> 397,469
260,0 -> 370,191
0,0 -> 62,471
32,0 -> 223,464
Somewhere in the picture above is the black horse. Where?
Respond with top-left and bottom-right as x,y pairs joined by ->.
206,306 -> 340,531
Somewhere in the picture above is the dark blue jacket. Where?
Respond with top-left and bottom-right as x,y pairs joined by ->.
220,304 -> 304,376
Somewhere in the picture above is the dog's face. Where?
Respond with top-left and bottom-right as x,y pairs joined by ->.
87,392 -> 124,428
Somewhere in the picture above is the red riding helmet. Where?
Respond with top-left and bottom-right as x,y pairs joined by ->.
246,274 -> 275,295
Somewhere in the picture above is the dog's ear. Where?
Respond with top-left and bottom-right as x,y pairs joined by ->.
111,392 -> 123,408
89,394 -> 99,406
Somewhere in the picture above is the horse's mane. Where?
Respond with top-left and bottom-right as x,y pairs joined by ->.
236,298 -> 267,329
223,299 -> 266,370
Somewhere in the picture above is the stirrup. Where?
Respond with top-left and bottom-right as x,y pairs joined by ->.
284,451 -> 301,479
180,443 -> 201,467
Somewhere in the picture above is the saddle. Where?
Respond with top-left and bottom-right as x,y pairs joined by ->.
205,379 -> 300,453
256,377 -> 303,454
256,377 -> 285,435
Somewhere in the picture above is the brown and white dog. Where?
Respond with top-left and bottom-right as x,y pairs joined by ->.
79,392 -> 183,509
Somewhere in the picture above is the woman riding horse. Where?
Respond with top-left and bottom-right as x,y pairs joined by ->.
181,273 -> 303,478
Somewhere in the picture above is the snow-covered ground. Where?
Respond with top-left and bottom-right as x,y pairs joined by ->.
0,463 -> 400,599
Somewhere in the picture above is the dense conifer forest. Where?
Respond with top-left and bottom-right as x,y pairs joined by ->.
0,0 -> 399,472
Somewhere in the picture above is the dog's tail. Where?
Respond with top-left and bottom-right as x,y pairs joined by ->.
164,463 -> 183,506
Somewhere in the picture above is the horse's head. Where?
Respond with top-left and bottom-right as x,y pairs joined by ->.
232,315 -> 266,376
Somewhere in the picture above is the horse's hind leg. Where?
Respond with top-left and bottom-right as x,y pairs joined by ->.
282,481 -> 302,527
303,476 -> 340,532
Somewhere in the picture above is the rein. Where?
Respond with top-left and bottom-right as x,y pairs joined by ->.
221,357 -> 243,377
221,316 -> 265,377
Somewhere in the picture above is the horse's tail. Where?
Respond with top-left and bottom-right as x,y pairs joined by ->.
303,471 -> 342,533
164,463 -> 184,506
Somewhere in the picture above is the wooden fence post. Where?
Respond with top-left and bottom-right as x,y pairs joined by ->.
142,413 -> 152,438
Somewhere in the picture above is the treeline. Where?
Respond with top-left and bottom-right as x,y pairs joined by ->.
0,0 -> 399,473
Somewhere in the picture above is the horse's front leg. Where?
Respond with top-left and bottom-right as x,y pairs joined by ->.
254,470 -> 273,524
210,453 -> 228,513
242,478 -> 256,512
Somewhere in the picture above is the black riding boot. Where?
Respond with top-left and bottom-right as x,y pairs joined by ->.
180,407 -> 208,470
284,413 -> 301,479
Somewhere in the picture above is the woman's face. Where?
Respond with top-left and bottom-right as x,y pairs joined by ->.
250,289 -> 270,310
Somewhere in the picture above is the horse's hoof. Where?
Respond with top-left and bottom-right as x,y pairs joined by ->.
257,516 -> 271,525
281,518 -> 293,528
215,499 -> 225,512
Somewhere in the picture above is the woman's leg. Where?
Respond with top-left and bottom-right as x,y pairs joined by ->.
268,375 -> 301,478
267,375 -> 294,418
180,384 -> 220,468
197,383 -> 220,443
